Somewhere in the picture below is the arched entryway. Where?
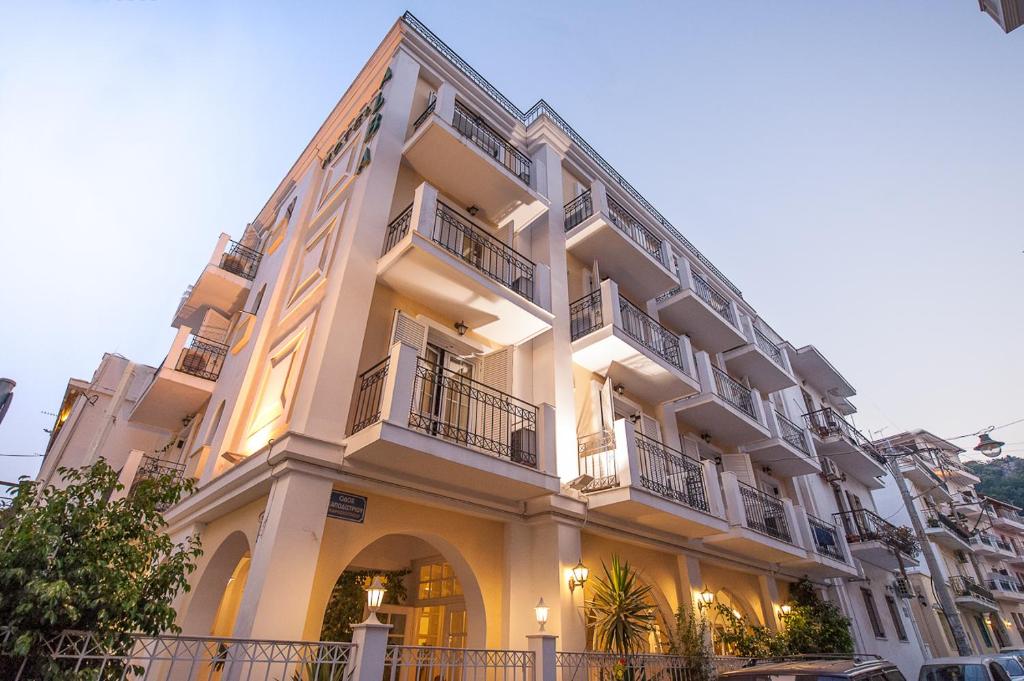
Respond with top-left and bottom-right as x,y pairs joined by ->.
708,588 -> 760,656
181,530 -> 251,636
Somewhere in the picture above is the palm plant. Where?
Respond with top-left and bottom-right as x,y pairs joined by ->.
586,555 -> 656,654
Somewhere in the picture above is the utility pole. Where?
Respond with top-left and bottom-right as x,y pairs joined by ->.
885,444 -> 974,655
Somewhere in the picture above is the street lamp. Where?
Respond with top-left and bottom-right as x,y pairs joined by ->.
535,598 -> 549,632
365,575 -> 386,622
975,433 -> 1005,458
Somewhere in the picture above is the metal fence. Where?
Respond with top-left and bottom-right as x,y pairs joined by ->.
738,482 -> 791,543
382,204 -> 414,256
175,335 -> 228,381
220,240 -> 263,281
556,650 -> 753,681
351,357 -> 391,434
711,367 -> 755,419
577,430 -> 618,492
383,645 -> 532,681
691,273 -> 735,325
949,575 -> 996,604
606,196 -> 667,267
452,101 -> 531,185
635,433 -> 709,513
569,290 -> 604,341
618,297 -> 687,374
833,509 -> 918,558
752,327 -> 784,367
774,411 -> 809,455
802,408 -> 884,465
807,513 -> 846,563
564,191 -> 593,231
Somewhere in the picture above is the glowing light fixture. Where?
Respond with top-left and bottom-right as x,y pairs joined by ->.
535,598 -> 549,631
569,559 -> 590,593
975,433 -> 1005,458
699,588 -> 715,610
366,575 -> 386,621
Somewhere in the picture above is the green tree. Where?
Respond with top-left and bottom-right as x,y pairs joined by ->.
780,578 -> 853,654
0,460 -> 202,678
667,606 -> 713,681
319,569 -> 410,642
587,555 -> 656,655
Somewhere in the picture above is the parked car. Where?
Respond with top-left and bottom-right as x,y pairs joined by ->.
919,656 -> 1024,681
719,657 -> 904,681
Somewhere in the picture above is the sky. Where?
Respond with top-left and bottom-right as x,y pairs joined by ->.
1,1 -> 1022,481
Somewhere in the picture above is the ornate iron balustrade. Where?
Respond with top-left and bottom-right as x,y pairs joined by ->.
136,455 -> 186,483
987,577 -> 1024,595
807,513 -> 846,562
381,204 -> 414,256
998,538 -> 1016,553
563,190 -> 593,231
568,290 -> 603,341
738,482 -> 791,542
350,357 -> 390,434
605,196 -> 668,266
220,240 -> 262,280
577,430 -> 618,492
409,357 -> 538,467
432,202 -> 535,301
452,101 -> 531,185
949,575 -> 996,604
634,432 -> 709,512
413,96 -> 436,129
924,508 -> 972,541
692,272 -> 736,324
753,326 -> 785,367
175,335 -> 228,381
775,411 -> 810,455
833,508 -> 919,558
711,366 -> 755,418
385,645 -> 532,681
803,407 -> 885,465
618,296 -> 688,374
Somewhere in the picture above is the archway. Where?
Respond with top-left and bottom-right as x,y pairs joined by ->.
583,570 -> 673,653
180,531 -> 251,636
708,588 -> 760,655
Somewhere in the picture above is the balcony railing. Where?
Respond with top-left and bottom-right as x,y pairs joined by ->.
175,334 -> 227,381
738,482 -> 791,542
351,357 -> 390,434
605,196 -> 668,267
382,203 -> 414,255
413,96 -> 436,129
775,410 -> 810,455
807,513 -> 846,563
924,508 -> 972,541
753,326 -> 785,367
711,366 -> 755,418
692,272 -> 736,324
950,575 -> 996,604
577,430 -> 618,491
618,297 -> 688,374
564,190 -> 593,231
131,454 -> 187,511
987,577 -> 1024,595
634,433 -> 709,512
569,289 -> 603,340
220,240 -> 262,280
452,101 -> 531,184
972,534 -> 997,549
409,357 -> 538,467
803,407 -> 885,465
834,508 -> 918,558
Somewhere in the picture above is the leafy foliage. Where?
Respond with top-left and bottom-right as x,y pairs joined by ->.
968,456 -> 1024,508
0,460 -> 202,679
319,569 -> 410,642
587,555 -> 656,654
667,606 -> 713,681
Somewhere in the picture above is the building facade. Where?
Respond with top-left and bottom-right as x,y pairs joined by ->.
39,12 -> 934,677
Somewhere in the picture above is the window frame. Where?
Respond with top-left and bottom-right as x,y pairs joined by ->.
884,595 -> 909,641
860,587 -> 886,638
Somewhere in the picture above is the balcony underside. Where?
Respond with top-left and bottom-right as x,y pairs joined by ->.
789,551 -> 858,579
993,516 -> 1024,533
655,290 -> 745,353
343,421 -> 560,503
673,394 -> 770,449
847,539 -> 917,570
955,596 -> 999,613
993,590 -> 1024,604
925,527 -> 972,552
583,484 -> 728,538
403,115 -> 543,226
131,368 -> 213,431
703,527 -> 806,563
565,215 -> 677,301
173,264 -> 250,329
972,543 -> 999,557
743,438 -> 821,477
784,344 -> 856,401
378,232 -> 553,347
571,327 -> 699,404
901,465 -> 952,501
722,344 -> 795,394
814,437 -> 886,489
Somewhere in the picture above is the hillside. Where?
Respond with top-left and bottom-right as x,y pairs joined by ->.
967,456 -> 1024,508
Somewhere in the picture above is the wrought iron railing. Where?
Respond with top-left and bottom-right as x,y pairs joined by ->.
605,196 -> 668,267
924,508 -> 972,541
987,577 -> 1024,596
351,357 -> 390,434
711,366 -> 756,419
409,357 -> 538,467
381,203 -> 414,255
131,455 -> 188,511
452,101 -> 531,185
577,430 -> 618,491
569,289 -> 603,341
971,533 -> 997,549
803,407 -> 885,465
384,645 -> 532,681
413,96 -> 436,129
775,411 -> 810,455
738,482 -> 791,542
556,650 -> 755,681
949,575 -> 996,604
833,508 -> 919,557
431,202 -> 535,301
807,513 -> 846,563
692,272 -> 736,324
618,296 -> 687,374
563,190 -> 593,231
998,538 -> 1016,554
753,326 -> 785,367
635,433 -> 709,512
220,240 -> 262,280
175,334 -> 228,381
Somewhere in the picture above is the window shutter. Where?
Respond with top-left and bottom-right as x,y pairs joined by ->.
720,453 -> 756,487
639,414 -> 662,443
598,379 -> 615,434
477,346 -> 513,394
389,310 -> 427,356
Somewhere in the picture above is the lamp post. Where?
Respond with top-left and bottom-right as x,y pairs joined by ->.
535,598 -> 550,632
365,575 -> 386,624
974,432 -> 1005,458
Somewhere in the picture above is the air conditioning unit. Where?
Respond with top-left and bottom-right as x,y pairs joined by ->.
510,428 -> 537,466
821,457 -> 845,482
894,577 -> 915,599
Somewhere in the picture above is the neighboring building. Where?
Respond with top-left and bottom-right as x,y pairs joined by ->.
978,0 -> 1024,33
39,11 -> 926,677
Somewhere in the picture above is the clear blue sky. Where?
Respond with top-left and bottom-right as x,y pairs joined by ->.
1,1 -> 1022,481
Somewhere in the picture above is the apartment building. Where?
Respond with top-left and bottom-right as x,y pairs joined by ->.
38,12 -> 926,677
978,0 -> 1024,32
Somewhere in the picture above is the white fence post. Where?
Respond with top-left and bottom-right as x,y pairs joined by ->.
348,621 -> 392,681
526,634 -> 557,681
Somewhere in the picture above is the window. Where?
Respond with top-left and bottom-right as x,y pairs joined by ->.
884,596 -> 908,641
996,657 -> 1024,678
416,561 -> 462,601
975,614 -> 993,648
861,588 -> 885,638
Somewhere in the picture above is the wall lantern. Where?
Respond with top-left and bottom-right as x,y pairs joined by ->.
365,575 -> 386,622
535,597 -> 550,631
698,588 -> 715,611
779,603 -> 793,618
569,559 -> 590,594
454,321 -> 468,336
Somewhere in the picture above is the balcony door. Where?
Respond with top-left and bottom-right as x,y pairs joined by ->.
422,344 -> 475,445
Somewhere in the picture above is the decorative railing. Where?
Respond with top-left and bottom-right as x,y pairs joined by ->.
753,326 -> 785,367
220,240 -> 262,280
131,455 -> 188,511
711,366 -> 755,419
618,297 -> 687,374
175,335 -> 228,381
807,513 -> 846,563
692,272 -> 736,324
987,577 -> 1024,596
924,509 -> 972,541
381,203 -> 414,255
452,101 -> 531,184
738,482 -> 791,542
430,202 -> 535,301
950,575 -> 996,604
563,190 -> 593,231
803,407 -> 885,465
576,430 -> 618,491
412,96 -> 436,129
556,650 -> 754,681
350,357 -> 390,434
971,534 -> 997,549
998,538 -> 1016,554
409,357 -> 538,467
384,645 -> 532,681
634,433 -> 709,512
775,411 -> 810,455
834,509 -> 919,558
568,290 -> 603,341
605,196 -> 668,267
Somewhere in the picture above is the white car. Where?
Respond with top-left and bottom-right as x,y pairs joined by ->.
920,656 -> 1024,681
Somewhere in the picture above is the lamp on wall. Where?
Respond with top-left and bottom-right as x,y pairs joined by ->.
535,598 -> 550,632
568,559 -> 590,594
697,588 -> 715,611
454,321 -> 468,336
365,575 -> 387,623
779,603 -> 793,618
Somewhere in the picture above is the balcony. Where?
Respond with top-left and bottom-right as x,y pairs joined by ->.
790,510 -> 858,578
130,327 -> 227,430
898,455 -> 952,501
955,491 -> 984,517
949,576 -> 999,613
576,418 -> 729,538
743,406 -> 821,477
834,509 -> 919,571
378,183 -> 554,347
114,450 -> 189,510
344,342 -> 560,502
705,473 -> 807,562
804,408 -> 887,489
563,184 -> 677,301
923,509 -> 972,552
173,234 -> 261,329
671,352 -> 770,450
655,259 -> 746,353
569,280 -> 700,404
990,508 -> 1024,533
405,97 -> 542,226
722,319 -> 796,394
987,577 -> 1024,604
970,533 -> 1001,556
782,344 -> 856,414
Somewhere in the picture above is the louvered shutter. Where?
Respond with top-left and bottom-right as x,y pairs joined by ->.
477,347 -> 531,464
389,310 -> 427,356
721,453 -> 756,487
